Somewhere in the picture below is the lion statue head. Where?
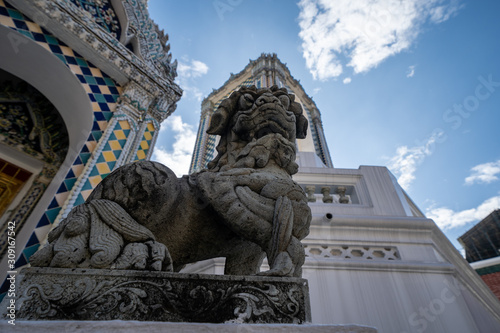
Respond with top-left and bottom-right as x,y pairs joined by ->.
206,85 -> 308,175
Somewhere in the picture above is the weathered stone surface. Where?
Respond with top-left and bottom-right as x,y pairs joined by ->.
10,267 -> 311,324
30,85 -> 312,278
0,321 -> 378,333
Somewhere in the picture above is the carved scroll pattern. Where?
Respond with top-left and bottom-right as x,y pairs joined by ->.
17,271 -> 307,324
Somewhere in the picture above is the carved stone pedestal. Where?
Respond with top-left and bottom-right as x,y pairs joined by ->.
8,267 -> 311,324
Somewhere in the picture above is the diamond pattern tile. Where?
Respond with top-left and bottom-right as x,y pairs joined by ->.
0,0 -> 138,300
134,122 -> 156,161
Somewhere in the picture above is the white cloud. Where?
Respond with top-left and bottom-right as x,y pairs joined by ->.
297,0 -> 461,81
388,130 -> 445,190
465,159 -> 500,185
184,86 -> 204,102
176,58 -> 209,101
429,3 -> 461,23
152,115 -> 197,177
426,195 -> 500,230
177,59 -> 209,79
406,65 -> 416,78
343,77 -> 352,84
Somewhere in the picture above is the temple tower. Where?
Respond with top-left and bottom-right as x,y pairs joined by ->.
190,53 -> 332,173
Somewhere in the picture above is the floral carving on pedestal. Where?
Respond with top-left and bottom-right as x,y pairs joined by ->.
15,268 -> 309,324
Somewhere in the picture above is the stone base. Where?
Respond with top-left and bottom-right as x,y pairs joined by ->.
0,321 -> 378,332
5,267 -> 311,324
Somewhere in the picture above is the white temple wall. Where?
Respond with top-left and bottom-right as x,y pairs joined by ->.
184,165 -> 500,332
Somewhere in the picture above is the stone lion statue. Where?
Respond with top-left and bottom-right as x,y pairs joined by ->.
31,85 -> 311,277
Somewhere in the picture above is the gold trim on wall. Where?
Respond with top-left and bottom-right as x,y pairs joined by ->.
0,159 -> 32,216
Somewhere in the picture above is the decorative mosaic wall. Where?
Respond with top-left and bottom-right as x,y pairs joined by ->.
68,0 -> 121,39
301,103 -> 324,163
0,0 -> 149,299
0,80 -> 69,163
73,118 -> 132,206
190,116 -> 208,170
134,122 -> 156,161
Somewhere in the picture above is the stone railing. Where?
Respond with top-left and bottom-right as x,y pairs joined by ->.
303,185 -> 358,204
304,244 -> 401,261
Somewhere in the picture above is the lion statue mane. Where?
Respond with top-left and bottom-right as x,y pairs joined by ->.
31,85 -> 312,277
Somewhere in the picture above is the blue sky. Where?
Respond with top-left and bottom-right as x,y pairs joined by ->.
148,0 -> 500,253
